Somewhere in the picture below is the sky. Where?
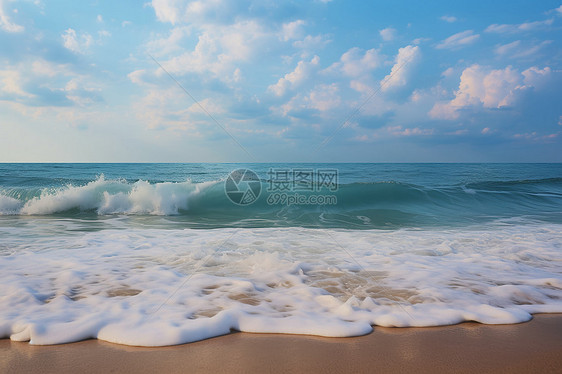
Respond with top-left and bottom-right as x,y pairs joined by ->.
0,0 -> 561,162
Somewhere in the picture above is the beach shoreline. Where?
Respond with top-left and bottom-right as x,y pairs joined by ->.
2,314 -> 561,374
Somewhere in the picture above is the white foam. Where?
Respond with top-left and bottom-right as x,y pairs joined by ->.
0,223 -> 561,346
0,194 -> 22,214
1,176 -> 219,216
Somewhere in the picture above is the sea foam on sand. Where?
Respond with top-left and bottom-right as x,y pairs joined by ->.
1,223 -> 561,346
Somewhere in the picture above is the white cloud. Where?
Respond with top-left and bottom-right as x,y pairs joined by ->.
521,66 -> 551,86
151,0 -> 185,25
511,19 -> 554,31
157,20 -> 267,83
31,59 -> 70,77
512,131 -> 559,142
132,87 -> 199,131
147,1 -> 326,86
494,40 -> 521,55
0,69 -> 33,97
0,60 -> 102,114
292,34 -> 331,51
387,125 -> 434,136
380,45 -> 421,91
428,101 -> 458,120
441,67 -> 454,77
280,20 -> 305,41
495,40 -> 552,58
327,47 -> 382,78
429,64 -> 552,120
485,19 -> 554,33
96,14 -> 103,23
279,83 -> 341,115
130,86 -> 230,133
436,30 -> 479,49
147,26 -> 191,56
452,65 -> 520,107
341,48 -> 382,77
63,77 -> 102,107
440,15 -> 457,23
151,0 -> 253,26
122,20 -> 132,27
379,27 -> 396,41
412,37 -> 430,45
268,56 -> 320,96
62,28 -> 93,54
305,83 -> 340,111
128,69 -> 148,85
0,0 -> 24,32
186,97 -> 224,115
349,79 -> 371,94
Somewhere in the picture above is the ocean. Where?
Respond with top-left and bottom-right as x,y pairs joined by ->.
0,163 -> 561,346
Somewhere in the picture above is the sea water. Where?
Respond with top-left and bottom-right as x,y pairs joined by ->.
0,163 -> 561,346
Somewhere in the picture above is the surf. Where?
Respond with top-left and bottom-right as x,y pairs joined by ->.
0,174 -> 561,229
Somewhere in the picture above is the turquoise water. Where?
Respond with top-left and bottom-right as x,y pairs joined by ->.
1,163 -> 561,346
0,163 -> 561,229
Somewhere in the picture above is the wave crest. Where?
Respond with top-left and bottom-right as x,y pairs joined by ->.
1,175 -> 219,216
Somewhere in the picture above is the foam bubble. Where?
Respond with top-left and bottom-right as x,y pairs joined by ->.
4,176 -> 219,216
0,223 -> 561,346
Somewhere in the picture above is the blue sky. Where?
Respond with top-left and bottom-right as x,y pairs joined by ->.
0,0 -> 561,162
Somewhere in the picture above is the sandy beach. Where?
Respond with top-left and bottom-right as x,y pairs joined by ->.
1,314 -> 561,374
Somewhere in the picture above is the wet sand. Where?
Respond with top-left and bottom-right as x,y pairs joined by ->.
1,314 -> 561,374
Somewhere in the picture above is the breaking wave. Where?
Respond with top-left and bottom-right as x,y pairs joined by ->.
0,175 -> 561,228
